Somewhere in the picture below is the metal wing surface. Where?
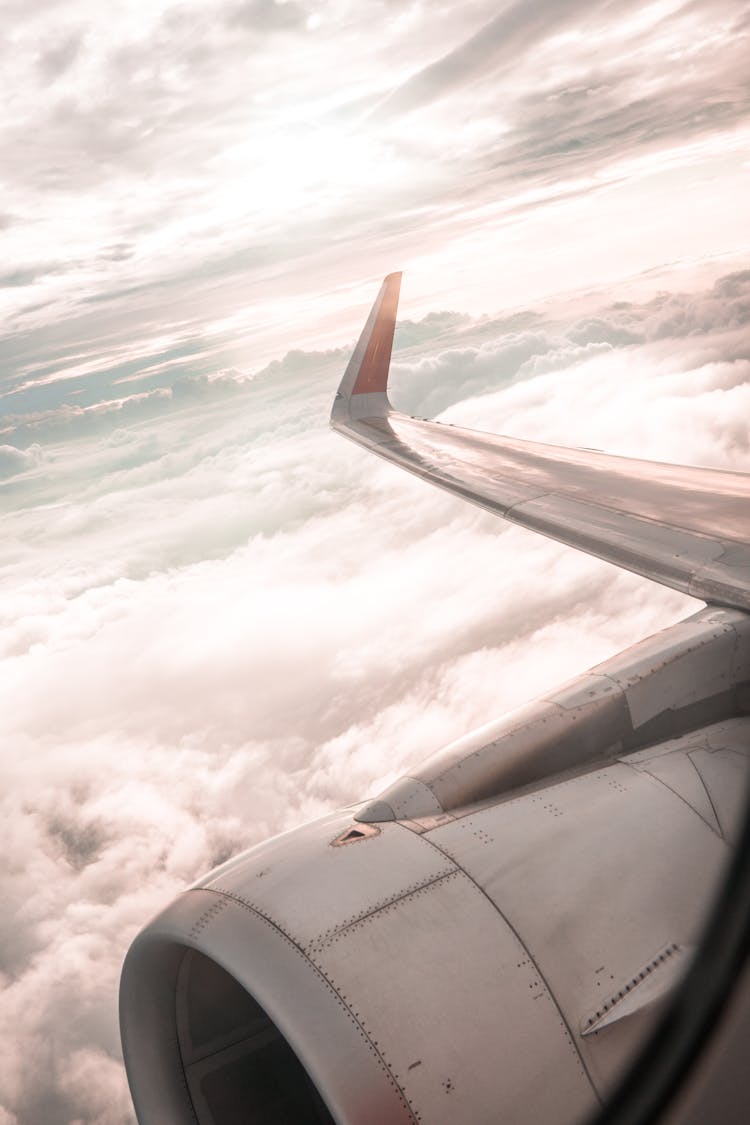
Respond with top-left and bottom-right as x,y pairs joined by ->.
331,273 -> 750,610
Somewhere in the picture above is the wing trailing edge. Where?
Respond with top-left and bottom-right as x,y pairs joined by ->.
330,274 -> 750,611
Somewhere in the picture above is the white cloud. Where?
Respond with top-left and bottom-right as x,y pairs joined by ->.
0,0 -> 748,1116
0,445 -> 43,478
1,0 -> 748,387
1,266 -> 747,1119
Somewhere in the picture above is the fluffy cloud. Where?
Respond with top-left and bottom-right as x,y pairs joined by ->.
390,267 -> 750,424
0,266 -> 747,1121
0,2 -> 748,1118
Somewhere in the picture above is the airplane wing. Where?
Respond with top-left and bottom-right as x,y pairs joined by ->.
120,272 -> 750,1125
331,273 -> 750,611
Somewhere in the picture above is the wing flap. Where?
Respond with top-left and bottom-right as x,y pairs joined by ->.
331,275 -> 750,610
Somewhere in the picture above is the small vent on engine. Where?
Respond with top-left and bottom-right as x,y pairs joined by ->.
331,822 -> 381,846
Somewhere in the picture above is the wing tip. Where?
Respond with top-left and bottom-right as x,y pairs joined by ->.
331,271 -> 403,427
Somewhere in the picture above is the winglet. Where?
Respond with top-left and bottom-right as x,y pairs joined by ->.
330,272 -> 402,427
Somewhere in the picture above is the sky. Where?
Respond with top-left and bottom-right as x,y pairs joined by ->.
0,1 -> 749,1122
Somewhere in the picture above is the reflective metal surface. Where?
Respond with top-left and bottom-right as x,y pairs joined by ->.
121,275 -> 750,1124
332,274 -> 750,610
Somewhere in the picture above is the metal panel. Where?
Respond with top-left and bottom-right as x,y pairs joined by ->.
427,759 -> 731,1096
689,748 -> 750,845
201,811 -> 456,951
310,867 -> 597,1125
638,753 -> 721,835
705,717 -> 750,751
121,887 -> 417,1125
589,611 -> 743,729
331,275 -> 750,610
622,731 -> 711,766
358,609 -> 750,824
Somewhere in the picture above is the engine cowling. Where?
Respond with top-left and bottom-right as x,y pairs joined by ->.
120,608 -> 750,1124
120,755 -> 743,1125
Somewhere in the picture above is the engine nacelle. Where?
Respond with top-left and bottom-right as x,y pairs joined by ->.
121,608 -> 750,1124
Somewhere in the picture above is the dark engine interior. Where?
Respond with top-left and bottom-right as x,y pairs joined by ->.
176,948 -> 334,1125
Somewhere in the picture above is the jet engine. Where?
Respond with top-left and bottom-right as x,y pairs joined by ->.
120,608 -> 750,1125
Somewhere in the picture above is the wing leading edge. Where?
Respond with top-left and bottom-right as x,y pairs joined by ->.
331,274 -> 750,610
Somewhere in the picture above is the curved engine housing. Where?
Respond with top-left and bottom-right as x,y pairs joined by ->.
121,719 -> 747,1124
121,272 -> 750,1123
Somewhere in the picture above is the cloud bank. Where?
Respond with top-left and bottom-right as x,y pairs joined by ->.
1,0 -> 748,1119
1,266 -> 749,1122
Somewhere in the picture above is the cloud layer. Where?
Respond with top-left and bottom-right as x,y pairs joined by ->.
1,265 -> 749,1122
1,1 -> 749,1120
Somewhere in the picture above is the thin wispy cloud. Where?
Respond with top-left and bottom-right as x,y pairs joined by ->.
1,0 -> 747,393
0,0 -> 748,1121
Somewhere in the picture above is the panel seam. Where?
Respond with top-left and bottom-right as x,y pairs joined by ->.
306,868 -> 457,953
193,886 -> 420,1124
635,767 -> 725,841
415,830 -> 603,1104
687,752 -> 726,840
